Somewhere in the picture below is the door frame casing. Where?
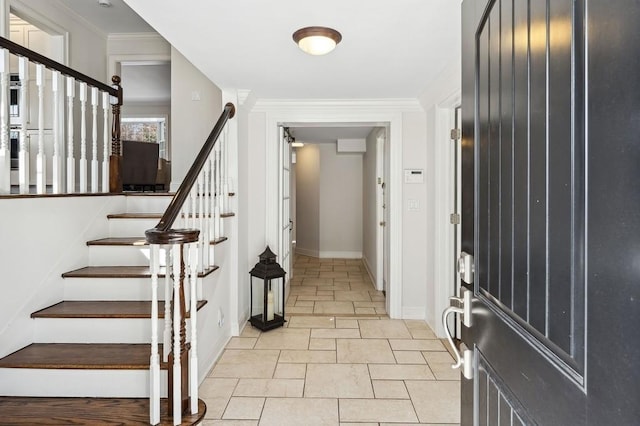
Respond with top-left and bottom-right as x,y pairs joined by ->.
254,98 -> 422,319
433,90 -> 461,337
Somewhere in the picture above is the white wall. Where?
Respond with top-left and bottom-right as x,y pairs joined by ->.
362,128 -> 382,282
294,144 -> 320,256
0,196 -> 125,358
170,46 -> 222,189
318,143 -> 362,258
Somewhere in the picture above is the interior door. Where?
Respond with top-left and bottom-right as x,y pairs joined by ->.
458,0 -> 640,424
278,127 -> 293,282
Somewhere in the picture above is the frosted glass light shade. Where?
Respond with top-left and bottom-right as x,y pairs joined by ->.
293,26 -> 342,56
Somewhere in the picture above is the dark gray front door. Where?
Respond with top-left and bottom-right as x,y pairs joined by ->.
460,0 -> 640,424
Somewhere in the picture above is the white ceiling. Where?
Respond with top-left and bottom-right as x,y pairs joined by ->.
290,126 -> 375,144
57,0 -> 155,34
120,0 -> 462,99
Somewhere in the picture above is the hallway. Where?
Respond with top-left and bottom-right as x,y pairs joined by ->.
199,256 -> 461,425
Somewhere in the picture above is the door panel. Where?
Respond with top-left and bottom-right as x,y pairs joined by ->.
461,0 -> 640,424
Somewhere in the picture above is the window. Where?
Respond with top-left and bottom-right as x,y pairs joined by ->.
121,117 -> 168,159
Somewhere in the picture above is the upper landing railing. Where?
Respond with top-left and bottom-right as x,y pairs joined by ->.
0,36 -> 123,195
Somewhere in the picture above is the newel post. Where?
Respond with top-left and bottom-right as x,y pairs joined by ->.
109,75 -> 123,193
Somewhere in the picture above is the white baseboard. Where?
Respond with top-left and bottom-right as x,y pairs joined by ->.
295,247 -> 319,258
362,256 -> 378,289
319,251 -> 362,259
402,307 -> 427,320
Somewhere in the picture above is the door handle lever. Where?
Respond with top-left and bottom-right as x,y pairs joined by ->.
442,287 -> 474,379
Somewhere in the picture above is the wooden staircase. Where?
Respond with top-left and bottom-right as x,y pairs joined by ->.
0,193 -> 236,424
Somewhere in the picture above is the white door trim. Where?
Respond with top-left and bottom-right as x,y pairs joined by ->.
375,131 -> 385,292
253,98 -> 422,319
433,90 -> 461,337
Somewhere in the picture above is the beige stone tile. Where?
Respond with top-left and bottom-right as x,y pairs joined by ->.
211,350 -> 279,379
259,397 -> 339,426
285,306 -> 315,314
305,363 -> 374,398
296,295 -> 335,301
222,397 -> 265,420
294,300 -> 315,307
339,423 -> 378,426
316,290 -> 335,296
422,351 -> 455,363
369,364 -> 435,380
254,328 -> 310,350
389,339 -> 447,351
370,295 -> 386,302
226,337 -> 257,349
200,378 -> 238,419
233,378 -> 304,397
410,328 -> 438,339
279,350 -> 336,363
273,363 -> 307,379
336,339 -> 395,364
359,319 -> 412,339
405,380 -> 460,423
335,319 -> 359,329
333,265 -> 363,272
302,278 -> 335,285
240,326 -> 261,338
311,328 -> 361,339
352,301 -> 379,308
314,301 -> 356,314
316,284 -> 351,291
375,307 -> 387,314
355,308 -> 376,315
319,271 -> 349,278
288,286 -> 317,295
309,338 -> 337,350
339,399 -> 418,423
348,283 -> 375,291
201,420 -> 258,426
372,380 -> 409,399
334,291 -> 372,302
394,350 -> 427,364
287,316 -> 335,329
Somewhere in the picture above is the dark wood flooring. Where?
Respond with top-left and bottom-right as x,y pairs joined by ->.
31,300 -> 207,318
61,265 -> 218,278
0,397 -> 206,425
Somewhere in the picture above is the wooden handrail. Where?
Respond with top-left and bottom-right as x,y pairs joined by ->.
0,36 -> 118,96
145,102 -> 236,244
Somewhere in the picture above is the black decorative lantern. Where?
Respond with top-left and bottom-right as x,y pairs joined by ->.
249,246 -> 286,331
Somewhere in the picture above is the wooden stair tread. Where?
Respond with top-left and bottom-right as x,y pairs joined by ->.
31,300 -> 207,319
0,343 -> 166,369
0,396 -> 206,425
86,236 -> 228,246
62,265 -> 219,278
107,212 -> 235,219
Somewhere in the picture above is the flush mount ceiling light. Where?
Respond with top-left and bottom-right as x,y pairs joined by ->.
291,142 -> 304,148
292,26 -> 342,56
97,0 -> 112,7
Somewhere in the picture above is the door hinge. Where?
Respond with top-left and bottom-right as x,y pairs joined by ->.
379,221 -> 386,227
449,213 -> 461,224
450,128 -> 461,140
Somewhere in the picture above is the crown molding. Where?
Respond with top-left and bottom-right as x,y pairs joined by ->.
107,32 -> 164,42
251,98 -> 423,113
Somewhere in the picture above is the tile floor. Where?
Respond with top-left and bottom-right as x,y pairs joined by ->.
199,256 -> 461,425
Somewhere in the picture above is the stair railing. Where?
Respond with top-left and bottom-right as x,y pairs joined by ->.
145,102 -> 235,425
0,36 -> 123,195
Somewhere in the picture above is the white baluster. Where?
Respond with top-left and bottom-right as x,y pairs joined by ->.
188,242 -> 199,414
18,57 -> 29,194
66,77 -> 75,193
197,170 -> 205,273
214,146 -> 222,239
0,49 -> 9,194
102,92 -> 109,193
35,64 -> 46,194
79,82 -> 87,192
149,244 -> 161,425
203,160 -> 211,268
172,244 -> 182,425
163,247 -> 171,362
91,87 -> 99,193
223,127 -> 230,213
52,71 -> 61,194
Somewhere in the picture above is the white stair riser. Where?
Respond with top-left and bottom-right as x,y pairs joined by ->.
33,318 -> 193,344
0,369 -> 167,397
108,218 -> 159,237
125,195 -> 173,213
63,277 -> 204,301
88,245 -> 212,267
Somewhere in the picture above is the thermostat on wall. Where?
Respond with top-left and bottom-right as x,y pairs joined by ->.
404,169 -> 424,184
